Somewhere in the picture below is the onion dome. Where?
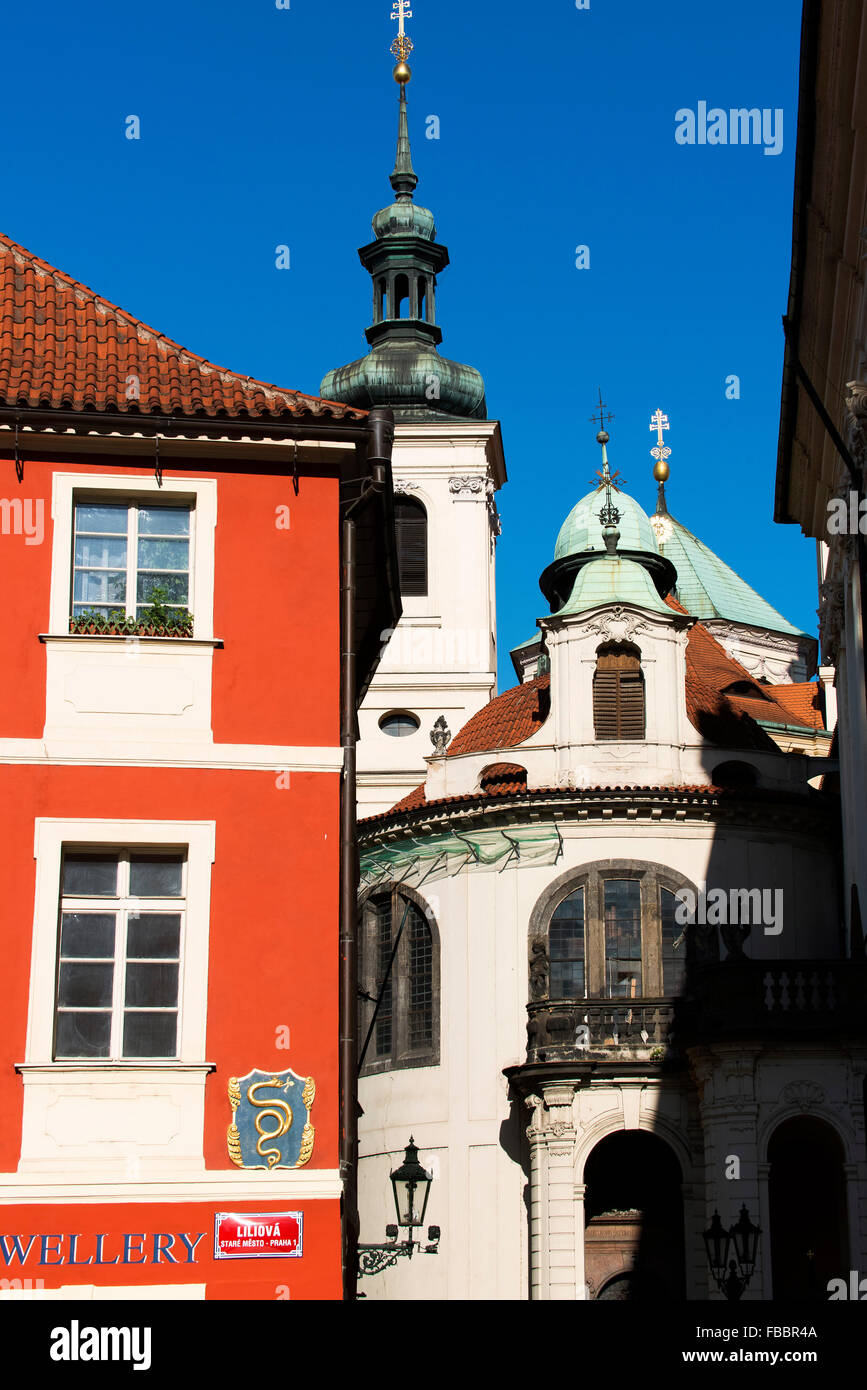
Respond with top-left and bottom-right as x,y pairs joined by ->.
320,78 -> 486,421
539,427 -> 677,613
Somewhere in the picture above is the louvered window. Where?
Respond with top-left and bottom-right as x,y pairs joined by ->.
394,497 -> 428,597
593,644 -> 645,739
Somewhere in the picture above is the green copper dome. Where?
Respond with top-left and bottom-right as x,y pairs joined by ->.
320,83 -> 486,422
652,506 -> 806,635
555,488 -> 660,560
553,554 -> 673,618
372,199 -> 436,240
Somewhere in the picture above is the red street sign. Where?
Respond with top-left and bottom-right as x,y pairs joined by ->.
213,1211 -> 303,1260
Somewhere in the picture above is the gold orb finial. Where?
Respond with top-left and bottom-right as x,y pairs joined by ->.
653,459 -> 670,482
393,61 -> 412,83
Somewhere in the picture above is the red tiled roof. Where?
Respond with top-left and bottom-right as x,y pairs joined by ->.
0,233 -> 364,421
768,682 -> 825,729
372,597 -> 822,827
682,617 -> 820,734
446,674 -> 550,756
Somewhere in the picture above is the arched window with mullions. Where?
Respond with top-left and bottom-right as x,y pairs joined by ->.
358,884 -> 440,1074
530,861 -> 715,1002
394,497 -> 428,597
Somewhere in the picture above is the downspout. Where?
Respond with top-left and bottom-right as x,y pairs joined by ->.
339,406 -> 395,1301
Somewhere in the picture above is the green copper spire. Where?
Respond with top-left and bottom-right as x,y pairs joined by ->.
390,85 -> 418,201
320,14 -> 486,421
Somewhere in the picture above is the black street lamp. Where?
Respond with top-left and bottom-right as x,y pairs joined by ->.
703,1205 -> 761,1300
358,1137 -> 441,1278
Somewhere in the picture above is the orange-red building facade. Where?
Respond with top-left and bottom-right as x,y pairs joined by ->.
0,454 -> 346,1298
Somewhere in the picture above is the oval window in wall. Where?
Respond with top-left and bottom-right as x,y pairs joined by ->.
379,711 -> 420,738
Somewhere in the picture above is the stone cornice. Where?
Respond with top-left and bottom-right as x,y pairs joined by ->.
360,783 -> 835,844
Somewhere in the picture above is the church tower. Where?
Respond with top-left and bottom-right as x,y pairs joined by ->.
321,6 -> 505,816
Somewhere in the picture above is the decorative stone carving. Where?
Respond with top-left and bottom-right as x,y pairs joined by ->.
393,478 -> 420,494
529,939 -> 549,1000
818,579 -> 844,665
781,1080 -> 825,1112
449,475 -> 485,496
844,379 -> 867,470
524,1093 -> 545,1141
429,715 -> 451,753
485,478 -> 502,536
587,605 -> 648,646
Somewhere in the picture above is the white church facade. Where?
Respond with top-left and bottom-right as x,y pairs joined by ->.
320,21 -> 864,1302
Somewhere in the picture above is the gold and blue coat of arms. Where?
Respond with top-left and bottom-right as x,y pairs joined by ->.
227,1069 -> 315,1170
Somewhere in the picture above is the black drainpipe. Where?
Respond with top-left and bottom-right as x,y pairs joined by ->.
339,406 -> 394,1301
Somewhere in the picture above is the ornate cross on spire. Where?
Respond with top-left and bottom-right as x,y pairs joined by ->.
589,388 -> 614,435
649,407 -> 671,467
391,0 -> 414,63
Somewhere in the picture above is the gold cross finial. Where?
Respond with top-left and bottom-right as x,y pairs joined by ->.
391,0 -> 414,63
649,406 -> 672,481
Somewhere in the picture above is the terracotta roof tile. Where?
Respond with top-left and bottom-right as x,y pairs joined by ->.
446,674 -> 550,756
0,233 -> 364,422
767,682 -> 825,729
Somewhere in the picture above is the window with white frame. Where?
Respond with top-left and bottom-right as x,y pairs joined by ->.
71,498 -> 193,624
54,849 -> 186,1060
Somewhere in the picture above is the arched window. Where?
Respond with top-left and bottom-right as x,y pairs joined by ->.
394,496 -> 428,597
417,276 -> 427,321
530,861 -> 713,1002
358,885 -> 439,1074
377,277 -> 387,322
593,643 -> 645,740
394,273 -> 410,318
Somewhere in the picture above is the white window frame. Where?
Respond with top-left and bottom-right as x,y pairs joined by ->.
49,474 -> 217,640
26,820 -> 215,1066
55,849 -> 187,1062
71,498 -> 195,624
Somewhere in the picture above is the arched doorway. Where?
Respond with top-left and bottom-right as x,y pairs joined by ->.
768,1116 -> 848,1299
583,1131 -> 685,1300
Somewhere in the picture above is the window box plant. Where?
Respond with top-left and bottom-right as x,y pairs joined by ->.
69,585 -> 194,638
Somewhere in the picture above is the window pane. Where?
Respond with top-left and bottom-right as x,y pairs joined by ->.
62,854 -> 118,896
55,1011 -> 111,1058
550,887 -> 585,997
129,857 -> 184,898
58,961 -> 114,1007
137,506 -> 190,536
373,896 -> 393,1057
136,572 -> 189,605
408,904 -> 432,1049
74,503 -> 127,533
127,913 -> 181,958
661,888 -> 686,995
137,538 -> 189,571
604,879 -> 642,997
74,536 -> 128,568
125,963 -> 179,1008
73,570 -> 127,604
60,913 -> 115,957
122,1011 -> 177,1058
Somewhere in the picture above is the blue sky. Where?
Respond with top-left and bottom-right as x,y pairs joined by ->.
2,0 -> 810,685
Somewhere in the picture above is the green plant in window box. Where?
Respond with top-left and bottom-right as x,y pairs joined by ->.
69,585 -> 194,638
